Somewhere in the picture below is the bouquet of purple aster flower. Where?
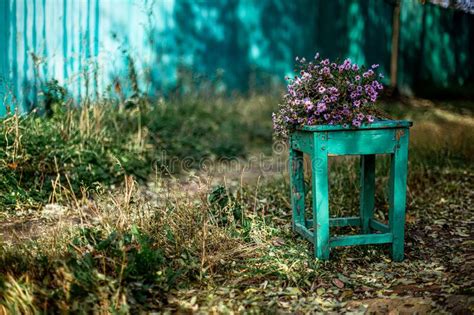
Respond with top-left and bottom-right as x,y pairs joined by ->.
273,53 -> 387,138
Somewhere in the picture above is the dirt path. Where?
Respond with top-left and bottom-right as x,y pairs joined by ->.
0,149 -> 286,244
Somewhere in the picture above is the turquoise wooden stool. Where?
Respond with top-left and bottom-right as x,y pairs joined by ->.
289,120 -> 412,261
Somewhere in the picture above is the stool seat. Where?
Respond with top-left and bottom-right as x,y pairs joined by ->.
289,120 -> 412,261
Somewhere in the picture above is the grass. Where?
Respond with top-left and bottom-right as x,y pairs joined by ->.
0,95 -> 276,212
0,95 -> 473,313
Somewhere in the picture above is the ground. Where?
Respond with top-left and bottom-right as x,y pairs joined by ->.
0,97 -> 473,313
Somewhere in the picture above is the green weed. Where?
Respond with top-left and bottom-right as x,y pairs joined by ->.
0,95 -> 264,211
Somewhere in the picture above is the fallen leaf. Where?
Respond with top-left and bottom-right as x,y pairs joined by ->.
340,289 -> 353,300
406,214 -> 416,223
272,238 -> 286,246
333,278 -> 345,289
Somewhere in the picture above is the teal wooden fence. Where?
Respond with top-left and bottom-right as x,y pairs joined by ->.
0,0 -> 473,115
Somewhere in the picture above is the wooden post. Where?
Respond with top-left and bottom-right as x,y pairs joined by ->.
312,132 -> 330,260
390,0 -> 401,91
360,154 -> 376,234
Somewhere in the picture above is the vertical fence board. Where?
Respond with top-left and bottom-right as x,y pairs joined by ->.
0,0 -> 473,114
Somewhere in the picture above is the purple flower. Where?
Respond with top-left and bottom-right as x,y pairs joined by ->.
352,119 -> 362,127
373,81 -> 383,90
302,72 -> 312,81
303,97 -> 312,106
365,84 -> 375,95
317,102 -> 327,112
363,70 -> 374,78
273,53 -> 384,137
328,87 -> 339,94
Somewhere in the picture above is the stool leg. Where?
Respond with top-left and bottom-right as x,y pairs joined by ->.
360,154 -> 375,233
289,147 -> 305,230
312,138 -> 330,260
389,130 -> 409,261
